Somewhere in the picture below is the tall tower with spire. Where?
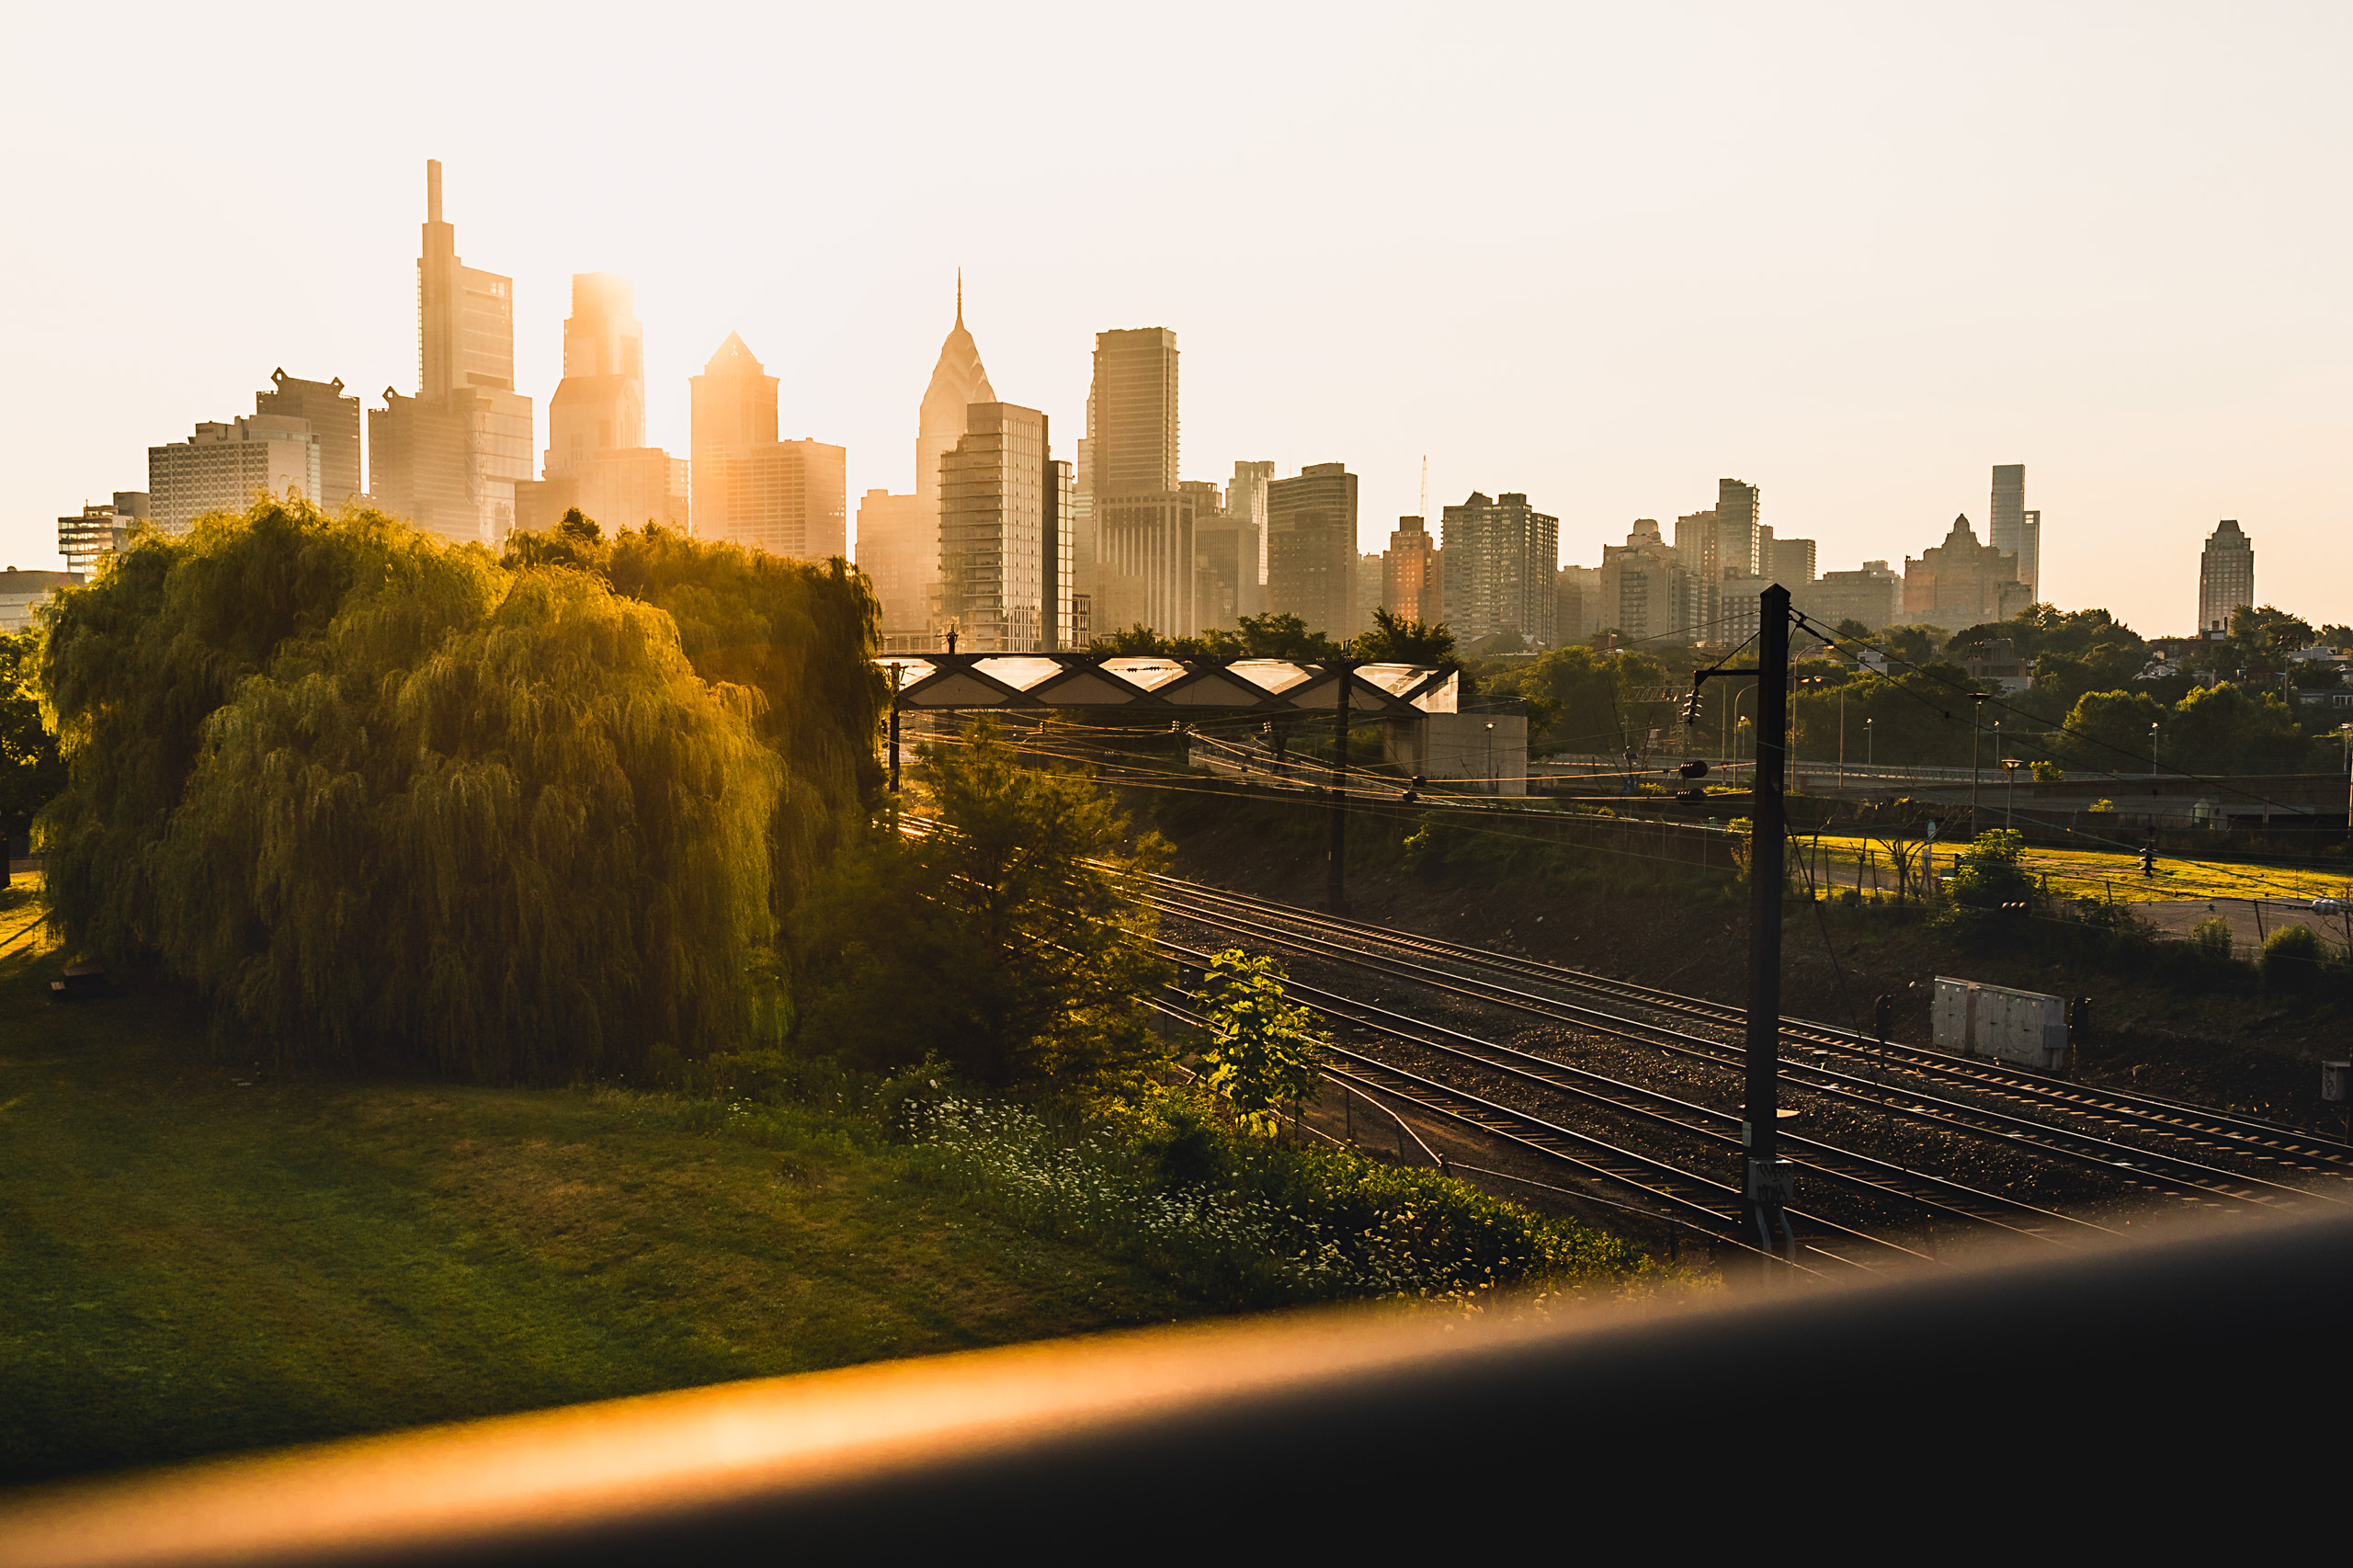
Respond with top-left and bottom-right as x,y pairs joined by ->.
917,272 -> 996,515
370,159 -> 531,545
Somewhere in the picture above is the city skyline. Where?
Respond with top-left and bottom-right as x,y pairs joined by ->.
9,6 -> 2352,637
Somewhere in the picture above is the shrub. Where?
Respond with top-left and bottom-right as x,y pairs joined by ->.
2259,923 -> 2326,990
1192,949 -> 1327,1132
2188,917 -> 2234,962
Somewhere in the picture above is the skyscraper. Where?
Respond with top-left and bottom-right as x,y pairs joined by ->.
938,403 -> 1065,653
1229,460 -> 1274,588
1988,464 -> 2040,598
1382,516 -> 1442,626
1439,491 -> 1558,646
517,275 -> 686,534
1087,328 -> 1179,496
1193,483 -> 1263,633
864,279 -> 1002,637
688,333 -> 844,560
1758,528 -> 1816,585
2198,519 -> 2255,633
1266,462 -> 1358,638
149,415 -> 322,533
369,161 -> 532,544
255,370 -> 360,507
1600,519 -> 1698,645
1084,327 -> 1188,635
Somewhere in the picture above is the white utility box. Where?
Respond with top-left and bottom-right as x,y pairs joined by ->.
1932,977 -> 2069,1074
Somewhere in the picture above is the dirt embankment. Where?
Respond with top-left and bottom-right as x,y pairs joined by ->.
1128,788 -> 2351,1129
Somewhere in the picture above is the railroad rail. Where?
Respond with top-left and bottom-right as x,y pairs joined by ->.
1147,875 -> 2351,1213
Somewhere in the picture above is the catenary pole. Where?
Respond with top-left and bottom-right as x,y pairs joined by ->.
1745,585 -> 1795,1260
1328,658 -> 1354,915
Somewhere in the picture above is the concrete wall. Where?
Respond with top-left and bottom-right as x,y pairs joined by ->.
1383,713 -> 1528,796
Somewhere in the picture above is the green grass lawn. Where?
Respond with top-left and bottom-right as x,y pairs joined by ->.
1780,831 -> 2353,906
0,886 -> 1205,1485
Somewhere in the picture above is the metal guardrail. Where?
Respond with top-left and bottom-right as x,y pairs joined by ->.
4,1213 -> 2347,1558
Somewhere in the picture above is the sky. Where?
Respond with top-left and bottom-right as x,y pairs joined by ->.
5,1 -> 2348,635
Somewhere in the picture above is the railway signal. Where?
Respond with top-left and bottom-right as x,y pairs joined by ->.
1676,757 -> 1709,805
1680,689 -> 1703,727
2139,846 -> 2157,878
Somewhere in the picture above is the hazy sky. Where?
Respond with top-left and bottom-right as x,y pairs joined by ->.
6,2 -> 2348,634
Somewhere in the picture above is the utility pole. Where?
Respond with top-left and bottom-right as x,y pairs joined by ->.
887,662 -> 904,798
1968,693 -> 1991,837
1745,585 -> 1795,1262
1328,657 -> 1357,915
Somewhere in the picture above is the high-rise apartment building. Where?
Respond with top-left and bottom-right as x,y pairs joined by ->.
369,161 -> 532,544
1903,516 -> 2031,625
1439,491 -> 1558,646
1229,460 -> 1273,588
517,274 -> 686,535
57,493 -> 146,574
1988,464 -> 2040,599
2198,519 -> 2255,633
1555,563 -> 1601,645
1382,516 -> 1443,626
1600,519 -> 1698,645
1794,561 -> 1903,631
255,370 -> 360,507
1186,480 -> 1258,632
686,333 -> 843,560
1758,527 -> 1816,585
1095,492 -> 1197,636
149,415 -> 322,533
0,569 -> 84,634
938,403 -> 1066,653
1266,462 -> 1358,638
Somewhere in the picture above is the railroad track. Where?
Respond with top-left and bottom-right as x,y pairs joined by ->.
1148,876 -> 2349,1214
1141,994 -> 1872,1275
1148,874 -> 2353,1177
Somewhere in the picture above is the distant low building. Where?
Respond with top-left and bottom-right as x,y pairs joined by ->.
0,568 -> 84,632
1554,563 -> 1600,644
1795,560 -> 1903,632
57,492 -> 147,574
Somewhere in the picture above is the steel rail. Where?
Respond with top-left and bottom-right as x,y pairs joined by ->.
1151,886 -> 2342,1212
1171,994 -> 1883,1272
1160,934 -> 2096,1245
1146,872 -> 2353,1173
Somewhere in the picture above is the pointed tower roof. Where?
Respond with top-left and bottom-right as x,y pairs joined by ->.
923,279 -> 994,415
705,331 -> 764,376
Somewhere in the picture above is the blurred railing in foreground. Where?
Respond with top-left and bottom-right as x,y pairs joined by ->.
5,1213 -> 2347,1562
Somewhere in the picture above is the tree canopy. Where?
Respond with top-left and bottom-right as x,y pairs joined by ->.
38,498 -> 881,1082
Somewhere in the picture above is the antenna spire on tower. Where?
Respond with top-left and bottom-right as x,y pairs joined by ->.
956,267 -> 963,326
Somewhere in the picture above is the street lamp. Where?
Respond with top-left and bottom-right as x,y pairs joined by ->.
1969,693 -> 1993,838
2003,756 -> 2024,831
2151,720 -> 2161,779
1865,716 -> 1875,770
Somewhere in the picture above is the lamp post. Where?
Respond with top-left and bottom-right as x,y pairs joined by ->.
1865,716 -> 1874,771
1969,693 -> 1992,838
2003,756 -> 2023,831
2151,720 -> 2161,779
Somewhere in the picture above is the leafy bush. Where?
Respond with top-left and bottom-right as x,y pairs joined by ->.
1192,949 -> 1327,1131
901,1087 -> 1653,1308
792,719 -> 1170,1098
2188,917 -> 2234,961
2259,923 -> 2326,990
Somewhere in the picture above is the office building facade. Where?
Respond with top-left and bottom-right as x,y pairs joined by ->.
857,490 -> 934,636
517,274 -> 684,534
255,370 -> 361,507
2198,519 -> 2255,633
938,403 -> 1065,653
1095,491 -> 1196,637
1439,491 -> 1558,646
58,493 -> 147,574
686,333 -> 844,560
1988,464 -> 2039,599
370,161 -> 532,544
1266,462 -> 1358,638
1555,563 -> 1600,645
1383,516 -> 1443,626
1794,561 -> 1903,631
149,415 -> 322,533
1902,515 -> 2032,625
1600,519 -> 1699,646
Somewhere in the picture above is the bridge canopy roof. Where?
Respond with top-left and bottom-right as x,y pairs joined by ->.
878,653 -> 1457,716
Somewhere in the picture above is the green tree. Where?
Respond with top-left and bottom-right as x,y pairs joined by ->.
2055,688 -> 2168,774
2227,604 -> 2316,676
1350,607 -> 1456,664
793,719 -> 1171,1096
40,498 -> 779,1081
1497,644 -> 1666,755
0,631 -> 63,847
2164,680 -> 2305,775
1191,949 -> 1327,1132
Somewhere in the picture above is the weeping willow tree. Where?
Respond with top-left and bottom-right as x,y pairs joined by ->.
504,512 -> 886,925
40,498 -> 783,1082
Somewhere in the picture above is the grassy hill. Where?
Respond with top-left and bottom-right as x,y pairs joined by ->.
0,886 -> 1204,1484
